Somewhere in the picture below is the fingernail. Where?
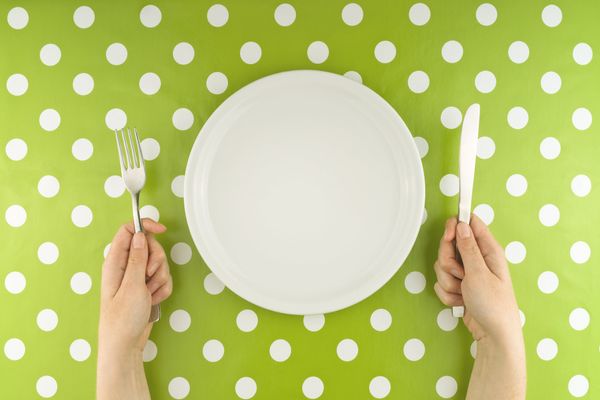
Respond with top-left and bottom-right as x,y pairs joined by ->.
457,223 -> 471,239
133,232 -> 145,249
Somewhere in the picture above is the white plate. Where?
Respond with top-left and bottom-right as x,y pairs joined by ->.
184,70 -> 425,315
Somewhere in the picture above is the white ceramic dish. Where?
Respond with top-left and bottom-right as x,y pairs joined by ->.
184,70 -> 425,315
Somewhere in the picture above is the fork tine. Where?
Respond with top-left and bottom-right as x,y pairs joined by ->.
114,130 -> 126,172
127,128 -> 138,168
133,128 -> 145,170
120,129 -> 132,169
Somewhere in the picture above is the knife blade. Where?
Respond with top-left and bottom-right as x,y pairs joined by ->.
453,103 -> 480,318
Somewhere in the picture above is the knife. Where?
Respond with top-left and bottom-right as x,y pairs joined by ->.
453,103 -> 480,318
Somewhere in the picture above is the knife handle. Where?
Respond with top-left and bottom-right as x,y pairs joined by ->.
452,212 -> 470,318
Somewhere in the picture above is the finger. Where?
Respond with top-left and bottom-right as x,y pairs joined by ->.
455,222 -> 487,276
123,232 -> 149,287
102,225 -> 134,298
434,282 -> 464,307
470,214 -> 509,279
436,257 -> 465,280
146,234 -> 167,277
434,263 -> 462,294
122,219 -> 167,235
146,262 -> 170,294
438,217 -> 459,264
151,279 -> 173,305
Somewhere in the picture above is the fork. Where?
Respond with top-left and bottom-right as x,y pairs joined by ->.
115,128 -> 161,323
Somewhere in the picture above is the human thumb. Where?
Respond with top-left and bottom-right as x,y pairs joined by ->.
123,232 -> 149,286
455,222 -> 486,275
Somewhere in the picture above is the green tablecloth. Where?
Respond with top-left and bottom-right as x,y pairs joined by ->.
1,1 -> 598,398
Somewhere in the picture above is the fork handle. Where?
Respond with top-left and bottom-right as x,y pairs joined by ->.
131,193 -> 161,323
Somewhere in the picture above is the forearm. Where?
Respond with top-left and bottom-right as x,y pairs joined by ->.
97,342 -> 150,400
466,332 -> 526,400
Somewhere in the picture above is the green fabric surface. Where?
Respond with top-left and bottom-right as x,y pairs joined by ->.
1,0 -> 598,399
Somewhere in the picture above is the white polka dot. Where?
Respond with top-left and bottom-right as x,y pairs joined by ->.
39,109 -> 61,131
519,309 -> 526,327
240,42 -> 262,64
36,376 -> 57,398
105,108 -> 127,130
374,40 -> 396,63
507,106 -> 528,129
103,244 -> 111,259
403,338 -> 425,361
168,377 -> 190,399
421,208 -> 428,225
568,375 -> 589,397
407,71 -> 429,93
477,136 -> 495,159
140,5 -> 161,28
370,308 -> 392,332
106,43 -> 128,65
70,272 -> 92,295
172,108 -> 194,131
414,136 -> 429,158
38,242 -> 59,265
40,44 -> 61,66
539,137 -> 560,160
169,310 -> 191,332
404,271 -> 426,294
436,308 -> 458,331
72,73 -> 94,95
143,340 -> 157,362
170,242 -> 192,265
307,41 -> 329,64
476,3 -> 497,26
441,40 -> 463,63
336,338 -> 358,361
203,339 -> 224,362
436,376 -> 458,399
541,71 -> 561,94
207,4 -> 228,27
71,205 -> 93,228
505,241 -> 526,264
572,108 -> 592,131
237,309 -> 258,332
204,272 -> 225,295
408,3 -> 430,26
302,377 -> 324,399
470,341 -> 477,358
506,174 -> 527,197
369,376 -> 391,399
38,175 -> 60,198
6,73 -> 28,96
173,42 -> 195,65
270,339 -> 292,362
570,241 -> 591,264
69,339 -> 91,362
508,41 -> 529,64
140,205 -> 160,222
473,204 -> 494,225
439,174 -> 459,197
343,71 -> 362,83
171,175 -> 185,198
570,308 -> 590,330
206,72 -> 228,94
571,175 -> 591,197
140,138 -> 160,161
303,314 -> 325,332
236,377 -> 257,399
139,72 -> 161,95
5,271 -> 26,294
104,175 -> 125,198
538,271 -> 559,294
5,138 -> 27,160
538,204 -> 560,227
5,204 -> 26,227
72,138 -> 93,161
536,338 -> 557,361
475,70 -> 496,93
7,7 -> 28,29
440,106 -> 462,129
4,338 -> 25,360
573,43 -> 593,65
542,4 -> 562,27
73,6 -> 94,29
274,3 -> 296,26
37,309 -> 58,332
342,3 -> 363,26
